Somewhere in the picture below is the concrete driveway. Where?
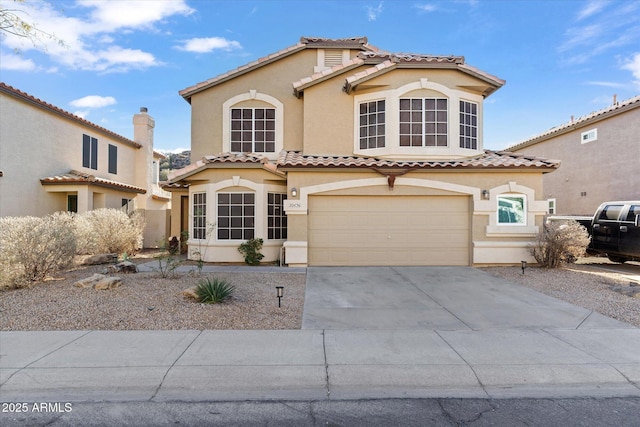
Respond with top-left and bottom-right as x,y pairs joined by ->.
302,266 -> 632,330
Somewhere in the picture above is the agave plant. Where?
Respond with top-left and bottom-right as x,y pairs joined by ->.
195,277 -> 235,304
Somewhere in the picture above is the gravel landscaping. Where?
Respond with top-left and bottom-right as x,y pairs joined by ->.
1,254 -> 639,330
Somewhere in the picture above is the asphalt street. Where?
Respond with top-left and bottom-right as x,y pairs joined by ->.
2,398 -> 640,426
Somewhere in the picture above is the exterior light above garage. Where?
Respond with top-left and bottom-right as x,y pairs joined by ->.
291,188 -> 297,197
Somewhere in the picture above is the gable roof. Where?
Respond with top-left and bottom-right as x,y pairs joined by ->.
0,82 -> 142,149
40,170 -> 146,194
180,36 -> 377,102
166,152 -> 284,183
508,95 -> 640,150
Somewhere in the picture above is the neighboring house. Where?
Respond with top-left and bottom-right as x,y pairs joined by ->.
508,95 -> 640,215
165,36 -> 558,267
0,82 -> 171,247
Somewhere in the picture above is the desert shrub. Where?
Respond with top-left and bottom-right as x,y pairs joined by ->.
238,238 -> 264,266
530,219 -> 590,268
75,209 -> 145,255
0,212 -> 77,288
195,277 -> 235,304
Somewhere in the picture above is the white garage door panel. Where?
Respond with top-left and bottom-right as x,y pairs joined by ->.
308,195 -> 470,266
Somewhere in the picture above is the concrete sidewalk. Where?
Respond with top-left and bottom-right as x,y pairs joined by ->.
1,327 -> 640,402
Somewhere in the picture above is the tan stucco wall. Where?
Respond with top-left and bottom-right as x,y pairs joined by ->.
513,107 -> 640,215
0,93 -> 139,217
189,50 -> 321,160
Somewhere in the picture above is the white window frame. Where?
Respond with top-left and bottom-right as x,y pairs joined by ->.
216,192 -> 256,241
581,128 -> 597,144
548,198 -> 556,215
497,194 -> 527,226
353,79 -> 484,159
192,192 -> 207,240
222,91 -> 283,161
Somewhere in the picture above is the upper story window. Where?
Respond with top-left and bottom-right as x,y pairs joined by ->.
459,101 -> 478,149
581,128 -> 597,144
230,108 -> 276,153
359,100 -> 386,149
82,134 -> 98,170
108,144 -> 117,174
399,98 -> 448,147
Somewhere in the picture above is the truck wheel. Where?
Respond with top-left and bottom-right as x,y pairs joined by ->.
607,255 -> 628,263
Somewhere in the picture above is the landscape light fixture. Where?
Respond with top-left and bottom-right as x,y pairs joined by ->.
276,286 -> 284,307
291,188 -> 297,197
521,260 -> 527,275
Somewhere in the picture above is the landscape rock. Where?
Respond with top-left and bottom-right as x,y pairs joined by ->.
94,277 -> 122,290
84,254 -> 117,265
182,286 -> 199,301
115,261 -> 138,273
74,273 -> 123,290
75,273 -> 106,288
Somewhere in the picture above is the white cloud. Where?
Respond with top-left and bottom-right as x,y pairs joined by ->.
0,0 -> 192,73
622,52 -> 640,88
558,1 -> 640,65
73,110 -> 89,119
367,2 -> 384,21
176,37 -> 242,53
0,52 -> 36,71
70,95 -> 117,108
77,0 -> 194,31
586,81 -> 625,88
576,0 -> 607,21
414,4 -> 438,13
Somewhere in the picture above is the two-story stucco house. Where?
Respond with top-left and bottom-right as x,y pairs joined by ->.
508,95 -> 640,216
165,37 -> 559,266
0,82 -> 171,247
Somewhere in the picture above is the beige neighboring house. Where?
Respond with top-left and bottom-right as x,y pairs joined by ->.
166,36 -> 559,267
0,82 -> 171,247
508,95 -> 640,216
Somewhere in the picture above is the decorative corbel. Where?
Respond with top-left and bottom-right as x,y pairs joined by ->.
372,168 -> 413,190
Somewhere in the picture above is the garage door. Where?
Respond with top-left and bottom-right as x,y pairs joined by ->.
308,195 -> 470,266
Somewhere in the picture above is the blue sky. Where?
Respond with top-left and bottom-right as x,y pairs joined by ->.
1,0 -> 639,153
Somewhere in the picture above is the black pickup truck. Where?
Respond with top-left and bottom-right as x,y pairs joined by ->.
551,201 -> 640,263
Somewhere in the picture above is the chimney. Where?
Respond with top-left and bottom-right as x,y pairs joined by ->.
133,107 -> 154,147
613,94 -> 618,105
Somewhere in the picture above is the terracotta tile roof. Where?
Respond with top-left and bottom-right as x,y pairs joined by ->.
360,51 -> 465,64
508,95 -> 640,150
0,82 -> 142,149
167,152 -> 284,183
344,59 -> 397,93
180,37 -> 380,101
293,58 -> 365,97
277,150 -> 559,170
40,170 -> 146,193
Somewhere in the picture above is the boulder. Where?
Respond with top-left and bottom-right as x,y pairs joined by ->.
182,286 -> 199,301
114,261 -> 138,273
94,277 -> 122,290
84,254 -> 117,265
74,273 -> 122,290
75,273 -> 106,288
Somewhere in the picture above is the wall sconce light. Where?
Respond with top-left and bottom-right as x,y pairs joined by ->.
276,286 -> 284,307
482,189 -> 490,200
521,260 -> 527,275
291,188 -> 297,197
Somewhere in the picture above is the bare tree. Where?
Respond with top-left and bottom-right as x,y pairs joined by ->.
0,0 -> 65,52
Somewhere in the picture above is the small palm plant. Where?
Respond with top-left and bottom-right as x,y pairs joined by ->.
195,277 -> 235,304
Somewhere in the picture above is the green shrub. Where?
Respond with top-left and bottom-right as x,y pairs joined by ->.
75,209 -> 145,255
195,277 -> 235,304
238,238 -> 264,266
0,212 -> 77,288
530,219 -> 590,268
